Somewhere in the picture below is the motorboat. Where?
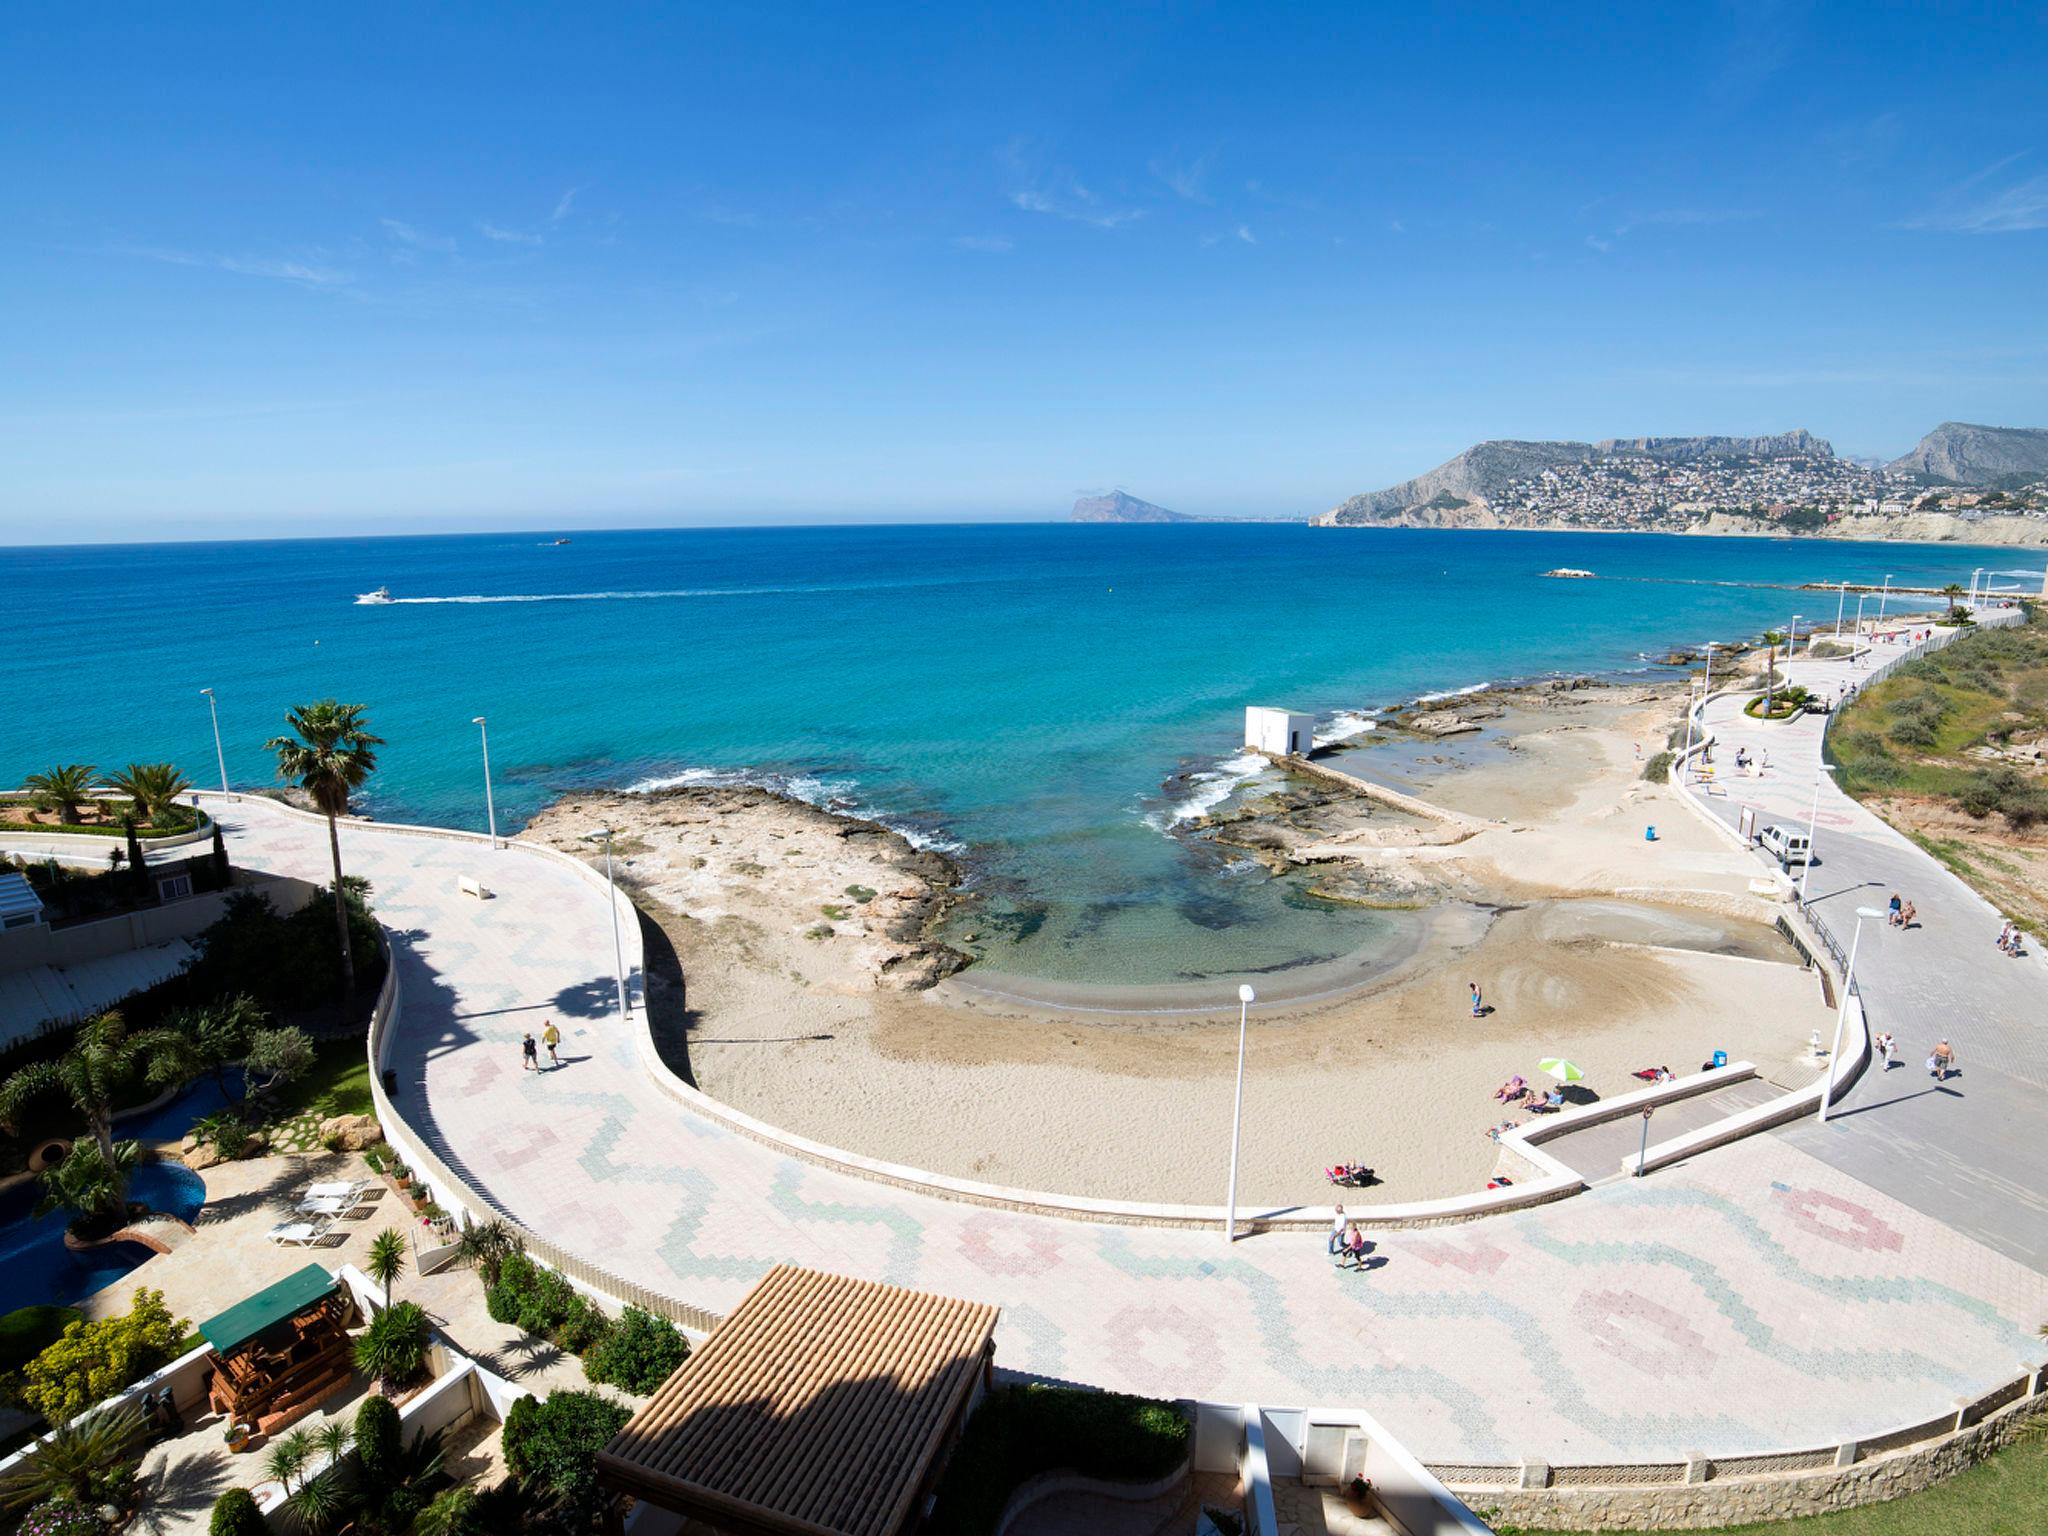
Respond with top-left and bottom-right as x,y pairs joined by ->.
356,587 -> 393,605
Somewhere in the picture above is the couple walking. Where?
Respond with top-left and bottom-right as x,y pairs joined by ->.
520,1020 -> 565,1071
1328,1206 -> 1375,1271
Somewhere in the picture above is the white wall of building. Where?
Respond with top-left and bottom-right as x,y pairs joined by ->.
1244,707 -> 1314,757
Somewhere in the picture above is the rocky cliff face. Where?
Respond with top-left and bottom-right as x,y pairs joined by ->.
1888,423 -> 2048,487
1070,490 -> 1197,523
1687,511 -> 2048,546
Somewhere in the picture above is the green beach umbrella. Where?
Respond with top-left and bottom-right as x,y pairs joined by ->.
1538,1058 -> 1585,1083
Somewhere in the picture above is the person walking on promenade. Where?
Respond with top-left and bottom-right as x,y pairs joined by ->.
1330,1205 -> 1347,1257
1875,1031 -> 1897,1069
542,1019 -> 562,1067
521,1032 -> 539,1072
1931,1039 -> 1956,1081
1469,981 -> 1484,1018
1888,893 -> 1903,927
1343,1224 -> 1368,1271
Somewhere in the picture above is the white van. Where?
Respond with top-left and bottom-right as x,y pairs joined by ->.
1759,825 -> 1811,868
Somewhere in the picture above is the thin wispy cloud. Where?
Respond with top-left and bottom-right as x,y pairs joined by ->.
1234,224 -> 1256,245
124,246 -> 354,287
1909,152 -> 2048,232
1586,234 -> 1613,254
479,222 -> 544,246
380,218 -> 457,253
1003,140 -> 1143,231
952,234 -> 1014,253
1152,153 -> 1213,205
551,187 -> 581,222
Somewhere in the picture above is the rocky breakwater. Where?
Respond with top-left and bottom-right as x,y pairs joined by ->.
522,785 -> 972,991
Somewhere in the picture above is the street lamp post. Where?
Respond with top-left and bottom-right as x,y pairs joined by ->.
1680,643 -> 1719,775
1970,567 -> 1984,608
1800,764 -> 1835,905
1833,582 -> 1848,639
586,827 -> 631,1022
1817,906 -> 1886,1125
199,688 -> 229,793
1877,574 -> 1894,622
1224,983 -> 1254,1243
472,716 -> 498,849
1853,592 -> 1867,646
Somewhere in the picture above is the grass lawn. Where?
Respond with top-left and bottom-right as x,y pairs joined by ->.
1499,1428 -> 2048,1536
259,1038 -> 373,1153
0,1303 -> 83,1373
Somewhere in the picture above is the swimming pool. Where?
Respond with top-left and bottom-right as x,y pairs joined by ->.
0,1085 -> 220,1315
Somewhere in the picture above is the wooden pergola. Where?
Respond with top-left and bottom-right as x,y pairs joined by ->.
596,1266 -> 998,1536
198,1264 -> 357,1439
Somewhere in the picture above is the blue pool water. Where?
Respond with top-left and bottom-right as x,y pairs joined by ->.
2,524 -> 2033,983
0,1160 -> 206,1314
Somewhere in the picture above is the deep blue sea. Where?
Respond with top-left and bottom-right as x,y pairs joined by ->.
3,525 -> 2035,984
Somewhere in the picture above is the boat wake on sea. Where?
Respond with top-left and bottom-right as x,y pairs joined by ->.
350,575 -> 1006,606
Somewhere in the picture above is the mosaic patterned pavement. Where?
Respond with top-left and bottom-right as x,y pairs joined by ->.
207,795 -> 2048,1465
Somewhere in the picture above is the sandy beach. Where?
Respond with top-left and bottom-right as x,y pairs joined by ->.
521,664 -> 1835,1209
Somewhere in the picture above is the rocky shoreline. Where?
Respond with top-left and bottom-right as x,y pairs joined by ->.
520,784 -> 973,991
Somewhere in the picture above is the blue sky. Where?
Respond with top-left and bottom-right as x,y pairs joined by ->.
3,2 -> 2046,541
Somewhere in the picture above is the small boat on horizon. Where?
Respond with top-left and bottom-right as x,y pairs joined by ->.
356,587 -> 393,605
552,537 -> 572,545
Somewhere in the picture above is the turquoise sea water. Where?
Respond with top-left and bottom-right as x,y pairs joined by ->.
3,525 -> 2033,985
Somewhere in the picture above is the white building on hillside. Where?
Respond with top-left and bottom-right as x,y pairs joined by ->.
1245,706 -> 1315,757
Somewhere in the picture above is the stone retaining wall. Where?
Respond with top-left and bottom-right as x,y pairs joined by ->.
1450,1388 -> 2044,1531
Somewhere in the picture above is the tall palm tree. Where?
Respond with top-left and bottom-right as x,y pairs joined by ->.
1758,629 -> 1787,715
267,701 -> 383,1003
23,763 -> 96,824
0,1010 -> 187,1179
1942,582 -> 1966,619
108,761 -> 193,824
367,1227 -> 408,1308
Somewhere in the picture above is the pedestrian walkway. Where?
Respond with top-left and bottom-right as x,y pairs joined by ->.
200,794 -> 2048,1467
1682,614 -> 2048,1270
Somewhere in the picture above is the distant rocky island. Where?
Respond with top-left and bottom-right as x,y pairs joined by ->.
1313,422 -> 2048,545
1071,490 -> 1200,523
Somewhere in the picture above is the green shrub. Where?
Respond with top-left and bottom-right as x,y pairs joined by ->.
189,1110 -> 254,1158
583,1306 -> 689,1393
353,1393 -> 402,1485
554,1295 -> 613,1356
926,1385 -> 1190,1536
354,1301 -> 430,1389
501,1390 -> 632,1525
13,1288 -> 186,1425
1641,750 -> 1674,782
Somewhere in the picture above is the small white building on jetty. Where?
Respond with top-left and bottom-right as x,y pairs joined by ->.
1244,706 -> 1314,757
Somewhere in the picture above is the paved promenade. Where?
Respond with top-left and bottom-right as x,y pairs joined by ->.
203,793 -> 2048,1467
1686,617 -> 2048,1271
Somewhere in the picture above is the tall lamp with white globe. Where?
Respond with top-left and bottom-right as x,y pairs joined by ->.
1225,984 -> 1255,1242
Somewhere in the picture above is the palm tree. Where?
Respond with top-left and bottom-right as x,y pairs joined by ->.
0,1010 -> 187,1184
1758,630 -> 1787,715
0,1401 -> 145,1510
267,701 -> 383,1003
108,761 -> 193,824
1942,582 -> 1966,619
367,1227 -> 408,1308
23,763 -> 96,824
33,1137 -> 140,1224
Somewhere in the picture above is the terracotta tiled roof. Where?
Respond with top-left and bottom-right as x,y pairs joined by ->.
597,1265 -> 999,1536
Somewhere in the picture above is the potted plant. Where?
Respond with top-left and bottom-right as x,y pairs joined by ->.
1344,1475 -> 1372,1516
408,1182 -> 430,1211
224,1420 -> 252,1453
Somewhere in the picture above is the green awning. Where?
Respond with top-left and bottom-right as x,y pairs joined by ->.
197,1264 -> 340,1356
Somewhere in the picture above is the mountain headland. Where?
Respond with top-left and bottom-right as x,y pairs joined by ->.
1070,490 -> 1199,523
1313,422 -> 2048,544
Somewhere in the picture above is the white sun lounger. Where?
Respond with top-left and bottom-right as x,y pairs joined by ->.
267,1219 -> 331,1247
299,1187 -> 372,1212
296,1193 -> 358,1218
